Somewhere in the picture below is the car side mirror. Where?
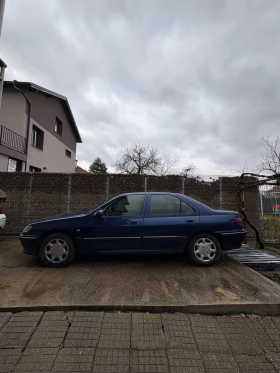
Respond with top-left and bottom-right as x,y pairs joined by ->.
94,210 -> 104,218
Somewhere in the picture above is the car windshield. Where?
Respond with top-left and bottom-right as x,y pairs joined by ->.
83,198 -> 118,214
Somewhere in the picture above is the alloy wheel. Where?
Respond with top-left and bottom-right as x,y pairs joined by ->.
45,238 -> 69,264
194,237 -> 217,262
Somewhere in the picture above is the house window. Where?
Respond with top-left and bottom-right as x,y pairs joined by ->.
55,117 -> 63,136
32,125 -> 44,150
29,166 -> 41,173
8,157 -> 22,172
65,149 -> 71,158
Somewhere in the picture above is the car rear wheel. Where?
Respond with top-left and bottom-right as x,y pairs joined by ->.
186,233 -> 221,266
39,233 -> 75,267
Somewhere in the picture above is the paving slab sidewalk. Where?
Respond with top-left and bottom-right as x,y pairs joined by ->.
1,311 -> 280,372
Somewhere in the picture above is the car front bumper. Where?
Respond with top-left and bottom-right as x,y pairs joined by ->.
19,235 -> 39,256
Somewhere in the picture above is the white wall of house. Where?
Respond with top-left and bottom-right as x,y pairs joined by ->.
0,153 -> 8,171
26,119 -> 76,172
0,89 -> 28,137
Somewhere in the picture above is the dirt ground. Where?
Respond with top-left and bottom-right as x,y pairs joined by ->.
1,237 -> 280,315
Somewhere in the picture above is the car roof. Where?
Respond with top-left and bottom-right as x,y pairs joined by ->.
119,192 -> 181,196
117,192 -> 214,212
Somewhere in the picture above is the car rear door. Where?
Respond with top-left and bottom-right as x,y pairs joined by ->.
142,194 -> 199,253
83,194 -> 147,252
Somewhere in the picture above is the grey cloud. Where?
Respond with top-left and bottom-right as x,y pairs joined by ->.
1,0 -> 280,174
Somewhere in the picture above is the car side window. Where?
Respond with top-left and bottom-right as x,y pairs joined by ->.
103,195 -> 145,217
181,200 -> 195,214
149,195 -> 195,215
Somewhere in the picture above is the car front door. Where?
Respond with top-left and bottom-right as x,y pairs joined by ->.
142,194 -> 199,253
82,194 -> 147,253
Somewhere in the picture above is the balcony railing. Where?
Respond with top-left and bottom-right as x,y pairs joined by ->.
0,126 -> 27,154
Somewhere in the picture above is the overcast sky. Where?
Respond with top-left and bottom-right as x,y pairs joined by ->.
1,0 -> 279,175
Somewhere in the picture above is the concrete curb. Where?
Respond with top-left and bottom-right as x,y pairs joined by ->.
1,303 -> 280,316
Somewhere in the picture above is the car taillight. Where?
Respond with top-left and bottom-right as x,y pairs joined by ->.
0,207 -> 3,214
235,217 -> 243,227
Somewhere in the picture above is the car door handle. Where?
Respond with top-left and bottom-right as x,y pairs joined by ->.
186,219 -> 194,223
131,221 -> 139,225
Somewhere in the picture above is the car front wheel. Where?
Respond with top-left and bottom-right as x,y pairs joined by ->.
186,233 -> 221,266
39,233 -> 75,267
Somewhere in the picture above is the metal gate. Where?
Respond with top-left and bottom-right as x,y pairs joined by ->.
259,183 -> 280,246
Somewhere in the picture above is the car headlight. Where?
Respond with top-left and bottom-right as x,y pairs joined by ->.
23,225 -> 32,233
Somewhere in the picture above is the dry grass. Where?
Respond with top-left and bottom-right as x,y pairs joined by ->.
261,215 -> 280,241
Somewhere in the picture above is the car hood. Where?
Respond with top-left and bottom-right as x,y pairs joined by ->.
31,210 -> 88,224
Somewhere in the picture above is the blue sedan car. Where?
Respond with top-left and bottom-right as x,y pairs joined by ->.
19,192 -> 246,267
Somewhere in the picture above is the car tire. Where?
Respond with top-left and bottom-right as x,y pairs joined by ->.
39,233 -> 75,268
186,233 -> 221,266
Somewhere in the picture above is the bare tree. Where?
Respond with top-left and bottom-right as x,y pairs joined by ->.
157,152 -> 179,176
113,143 -> 178,175
181,163 -> 198,177
257,135 -> 280,174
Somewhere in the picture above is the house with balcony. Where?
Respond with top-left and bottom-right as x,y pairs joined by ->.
0,81 -> 82,172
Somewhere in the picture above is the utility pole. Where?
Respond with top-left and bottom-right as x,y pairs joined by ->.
0,58 -> 7,108
0,0 -> 6,38
0,0 -> 6,109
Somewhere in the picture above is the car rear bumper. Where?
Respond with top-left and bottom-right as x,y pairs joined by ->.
215,230 -> 246,251
19,235 -> 39,256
